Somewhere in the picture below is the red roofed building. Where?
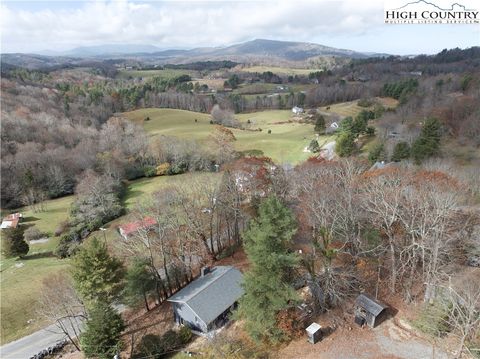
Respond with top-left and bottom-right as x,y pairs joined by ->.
1,213 -> 22,229
118,216 -> 157,240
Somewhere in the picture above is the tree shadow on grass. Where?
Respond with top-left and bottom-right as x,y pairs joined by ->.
23,251 -> 56,260
21,216 -> 40,223
123,190 -> 144,206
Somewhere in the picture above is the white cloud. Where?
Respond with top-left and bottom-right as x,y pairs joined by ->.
0,0 -> 384,52
0,0 -> 477,54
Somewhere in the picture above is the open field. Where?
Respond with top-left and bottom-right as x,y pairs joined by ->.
124,108 -> 331,164
20,196 -> 73,236
0,256 -> 71,344
320,97 -> 398,118
240,65 -> 320,75
117,68 -> 196,80
0,173 -> 218,344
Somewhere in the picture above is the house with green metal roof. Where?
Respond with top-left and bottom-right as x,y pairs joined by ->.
167,266 -> 244,333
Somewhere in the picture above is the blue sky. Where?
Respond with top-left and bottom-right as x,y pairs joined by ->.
1,0 -> 478,54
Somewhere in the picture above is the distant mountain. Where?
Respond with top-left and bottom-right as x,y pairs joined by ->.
2,39 -> 391,70
145,39 -> 386,62
35,39 -> 386,60
38,44 -> 163,57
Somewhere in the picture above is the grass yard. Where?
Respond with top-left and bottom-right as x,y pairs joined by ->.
117,68 -> 196,80
0,172 -> 219,344
0,256 -> 71,344
0,196 -> 74,343
124,108 -> 330,164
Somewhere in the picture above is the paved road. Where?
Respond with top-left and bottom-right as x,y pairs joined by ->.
0,305 -> 127,359
0,320 -> 80,359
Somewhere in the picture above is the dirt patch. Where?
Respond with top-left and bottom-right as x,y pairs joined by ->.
215,248 -> 250,272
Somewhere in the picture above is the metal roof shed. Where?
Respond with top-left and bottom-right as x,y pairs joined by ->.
354,293 -> 389,328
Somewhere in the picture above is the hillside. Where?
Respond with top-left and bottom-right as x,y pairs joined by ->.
1,39 -> 388,70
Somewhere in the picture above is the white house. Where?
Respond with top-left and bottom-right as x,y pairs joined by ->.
292,106 -> 304,115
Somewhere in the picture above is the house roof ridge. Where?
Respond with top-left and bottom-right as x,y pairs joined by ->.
184,266 -> 234,303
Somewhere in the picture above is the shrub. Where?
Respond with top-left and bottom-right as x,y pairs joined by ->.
161,330 -> 181,349
143,165 -> 156,177
167,161 -> 188,175
54,220 -> 69,237
373,104 -> 385,118
357,98 -> 373,107
144,117 -> 151,121
267,129 -> 272,134
156,162 -> 170,176
23,226 -> 45,242
413,302 -> 451,337
366,126 -> 375,136
134,334 -> 162,359
178,326 -> 193,344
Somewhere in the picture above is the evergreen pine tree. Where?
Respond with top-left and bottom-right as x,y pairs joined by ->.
368,143 -> 387,164
236,196 -> 299,343
391,141 -> 411,162
71,237 -> 125,306
308,139 -> 320,153
124,258 -> 156,311
2,227 -> 29,258
314,115 -> 326,134
80,301 -> 125,359
411,117 -> 441,164
335,131 -> 356,157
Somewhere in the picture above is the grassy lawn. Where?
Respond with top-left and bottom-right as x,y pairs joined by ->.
0,256 -> 71,344
0,196 -> 74,343
21,196 -> 73,236
124,108 -> 330,164
117,68 -> 196,80
0,173 -> 218,344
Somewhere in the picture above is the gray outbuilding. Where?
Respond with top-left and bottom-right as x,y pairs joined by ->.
354,293 -> 389,328
167,266 -> 244,333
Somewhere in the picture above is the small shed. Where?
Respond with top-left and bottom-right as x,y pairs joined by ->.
305,322 -> 322,344
354,293 -> 388,328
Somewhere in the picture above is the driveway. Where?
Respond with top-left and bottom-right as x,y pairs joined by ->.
277,318 -> 451,359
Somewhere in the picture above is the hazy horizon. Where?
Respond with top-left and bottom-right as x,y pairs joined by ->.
1,0 -> 479,56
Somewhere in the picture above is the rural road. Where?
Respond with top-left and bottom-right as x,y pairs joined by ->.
0,305 -> 126,359
0,321 -> 74,359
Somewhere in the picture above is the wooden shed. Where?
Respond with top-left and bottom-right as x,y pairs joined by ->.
354,293 -> 388,328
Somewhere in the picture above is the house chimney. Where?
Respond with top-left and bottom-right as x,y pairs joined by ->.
201,266 -> 210,277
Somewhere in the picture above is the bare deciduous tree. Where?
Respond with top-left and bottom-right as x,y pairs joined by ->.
37,273 -> 86,351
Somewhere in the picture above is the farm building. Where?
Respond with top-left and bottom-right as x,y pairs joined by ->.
168,266 -> 243,334
118,216 -> 157,240
1,213 -> 22,229
354,293 -> 388,328
292,106 -> 304,114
